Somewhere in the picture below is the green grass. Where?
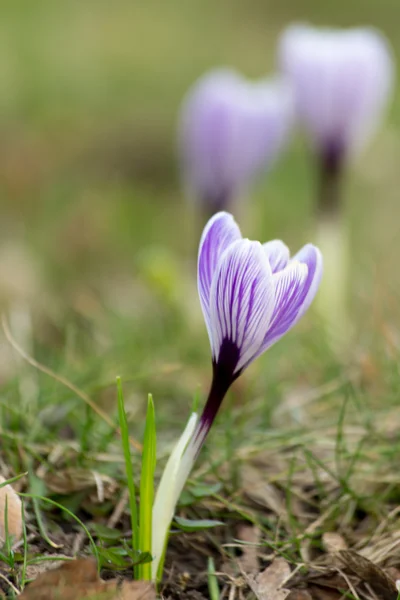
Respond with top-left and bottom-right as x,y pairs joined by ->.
138,394 -> 156,581
0,1 -> 398,598
116,377 -> 139,577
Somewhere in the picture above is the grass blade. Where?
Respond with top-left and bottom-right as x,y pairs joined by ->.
19,493 -> 98,565
208,557 -> 220,600
28,472 -> 62,550
116,376 -> 139,578
138,394 -> 156,581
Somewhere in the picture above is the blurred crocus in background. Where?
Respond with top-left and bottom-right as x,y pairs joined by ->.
178,68 -> 293,220
151,212 -> 323,578
279,24 -> 395,345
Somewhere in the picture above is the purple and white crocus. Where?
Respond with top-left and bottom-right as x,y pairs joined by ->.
279,24 -> 394,211
194,211 -> 323,451
279,24 -> 393,342
178,69 -> 293,215
151,212 -> 322,578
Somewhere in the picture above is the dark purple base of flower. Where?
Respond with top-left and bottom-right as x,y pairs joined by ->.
193,338 -> 241,457
317,142 -> 344,216
202,191 -> 232,221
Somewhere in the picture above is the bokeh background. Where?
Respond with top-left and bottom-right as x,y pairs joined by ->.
0,1 -> 399,439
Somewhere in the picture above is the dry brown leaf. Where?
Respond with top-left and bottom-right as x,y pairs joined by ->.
24,555 -> 73,582
287,590 -> 312,600
0,475 -> 22,542
387,567 -> 400,583
43,468 -> 117,498
287,565 -> 360,600
306,584 -> 343,600
241,464 -> 287,518
118,582 -> 155,600
237,524 -> 260,574
337,550 -> 397,600
322,532 -> 347,553
246,557 -> 291,600
19,557 -> 156,600
24,557 -> 98,588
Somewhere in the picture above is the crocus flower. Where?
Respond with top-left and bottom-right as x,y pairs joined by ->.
279,24 -> 394,345
178,69 -> 293,214
279,23 -> 394,183
194,211 -> 322,450
151,212 -> 322,579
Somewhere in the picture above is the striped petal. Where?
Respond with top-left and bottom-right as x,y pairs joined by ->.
198,212 -> 242,343
261,244 -> 323,351
209,239 -> 274,374
292,243 -> 324,319
263,240 -> 290,273
179,69 -> 294,209
279,24 -> 394,157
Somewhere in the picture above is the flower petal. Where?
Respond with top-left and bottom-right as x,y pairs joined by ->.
209,239 -> 275,374
261,244 -> 323,351
279,24 -> 394,156
178,69 -> 244,207
292,243 -> 324,319
198,212 -> 242,342
179,70 -> 294,208
263,240 -> 290,273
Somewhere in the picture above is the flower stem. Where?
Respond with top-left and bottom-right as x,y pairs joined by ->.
193,366 -> 234,457
202,191 -> 231,222
315,146 -> 351,350
316,146 -> 343,216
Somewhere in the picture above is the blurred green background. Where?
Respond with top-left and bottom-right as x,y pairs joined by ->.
0,0 -> 399,437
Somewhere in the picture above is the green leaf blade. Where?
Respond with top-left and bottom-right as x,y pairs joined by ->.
116,376 -> 138,578
138,394 -> 157,581
173,516 -> 225,532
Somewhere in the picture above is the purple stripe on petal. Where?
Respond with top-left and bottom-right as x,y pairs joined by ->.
261,244 -> 323,352
263,240 -> 290,272
266,261 -> 308,342
198,212 -> 242,344
209,239 -> 274,372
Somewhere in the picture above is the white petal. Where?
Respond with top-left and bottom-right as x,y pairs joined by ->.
279,23 -> 395,155
209,239 -> 275,372
197,212 -> 242,345
263,240 -> 290,272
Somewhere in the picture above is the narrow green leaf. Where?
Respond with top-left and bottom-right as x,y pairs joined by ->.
124,548 -> 153,566
138,394 -> 156,581
28,472 -> 62,549
98,547 -> 130,569
208,557 -> 220,600
178,490 -> 195,507
173,516 -> 224,532
0,473 -> 27,489
116,376 -> 138,578
190,483 -> 222,498
89,523 -> 122,542
19,493 -> 98,565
